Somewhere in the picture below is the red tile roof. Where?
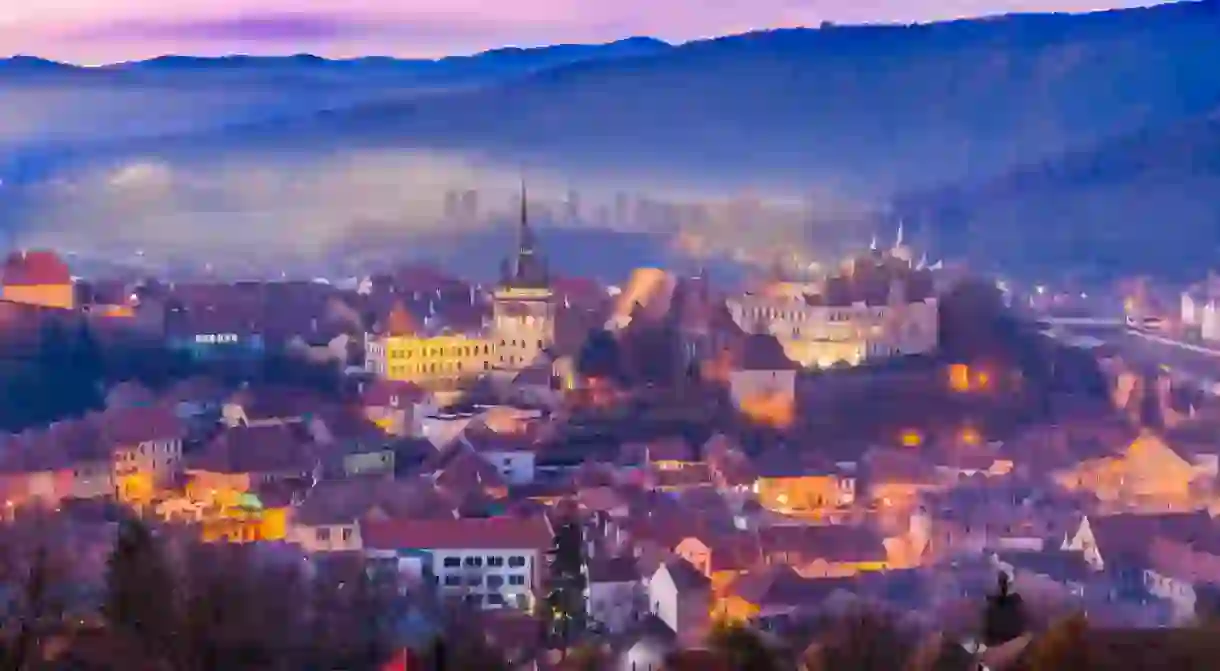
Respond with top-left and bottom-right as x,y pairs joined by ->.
1,250 -> 71,286
93,405 -> 186,447
383,301 -> 421,337
361,379 -> 425,408
190,424 -> 316,475
361,515 -> 552,551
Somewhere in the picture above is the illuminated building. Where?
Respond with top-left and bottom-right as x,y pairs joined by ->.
726,227 -> 938,369
1,250 -> 74,310
491,181 -> 555,370
364,301 -> 497,386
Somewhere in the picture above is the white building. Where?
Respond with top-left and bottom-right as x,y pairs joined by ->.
648,559 -> 711,645
361,516 -> 552,611
726,237 -> 939,369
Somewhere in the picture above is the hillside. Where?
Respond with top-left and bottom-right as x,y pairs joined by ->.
896,113 -> 1220,280
0,38 -> 672,149
158,1 -> 1220,197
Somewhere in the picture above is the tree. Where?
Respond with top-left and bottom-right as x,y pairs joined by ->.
1025,612 -> 1091,671
803,611 -> 914,671
544,517 -> 588,654
707,621 -> 782,671
102,519 -> 179,665
576,328 -> 623,382
982,572 -> 1028,648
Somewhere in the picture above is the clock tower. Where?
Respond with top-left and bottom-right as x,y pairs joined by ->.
492,181 -> 555,370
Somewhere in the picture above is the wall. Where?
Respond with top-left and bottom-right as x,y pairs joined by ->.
367,333 -> 497,383
430,548 -> 539,610
491,288 -> 555,370
2,284 -> 74,310
289,522 -> 362,553
588,580 -> 640,633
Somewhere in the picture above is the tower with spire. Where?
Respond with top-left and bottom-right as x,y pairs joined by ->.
492,178 -> 556,371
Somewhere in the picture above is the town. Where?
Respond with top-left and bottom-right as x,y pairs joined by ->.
0,189 -> 1218,671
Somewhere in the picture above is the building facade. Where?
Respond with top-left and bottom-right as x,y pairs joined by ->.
364,302 -> 498,386
726,237 -> 938,369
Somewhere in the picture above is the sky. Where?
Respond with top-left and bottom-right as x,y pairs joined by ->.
0,0 -> 1170,64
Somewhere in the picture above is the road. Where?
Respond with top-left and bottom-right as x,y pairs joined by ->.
1050,326 -> 1220,391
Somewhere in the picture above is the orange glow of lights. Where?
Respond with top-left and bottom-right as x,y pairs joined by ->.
900,430 -> 924,448
974,371 -> 991,389
739,392 -> 795,429
948,364 -> 971,392
959,426 -> 982,446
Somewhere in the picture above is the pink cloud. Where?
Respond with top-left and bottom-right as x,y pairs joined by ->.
0,1 -> 1168,64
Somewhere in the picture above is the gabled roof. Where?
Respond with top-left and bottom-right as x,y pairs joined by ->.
362,515 -> 552,551
656,558 -> 711,594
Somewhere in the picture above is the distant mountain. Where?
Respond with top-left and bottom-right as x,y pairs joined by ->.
896,112 -> 1220,281
158,1 -> 1220,198
1,38 -> 673,85
0,38 -> 673,156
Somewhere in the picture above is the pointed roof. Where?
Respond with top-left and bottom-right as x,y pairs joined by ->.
383,301 -> 420,337
500,179 -> 549,290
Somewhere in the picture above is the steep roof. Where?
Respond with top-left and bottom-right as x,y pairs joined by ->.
2,250 -> 71,286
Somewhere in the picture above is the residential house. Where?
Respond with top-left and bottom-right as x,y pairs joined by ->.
1052,430 -> 1202,511
362,515 -> 553,610
308,408 -> 396,479
862,448 -> 941,509
648,558 -> 712,646
507,361 -> 562,409
221,385 -> 326,428
751,449 -> 856,515
458,419 -> 540,486
287,477 -> 457,553
676,524 -> 890,592
359,379 -> 427,437
586,555 -> 644,633
716,564 -> 856,627
95,405 -> 187,503
727,333 -> 799,426
991,550 -> 1092,606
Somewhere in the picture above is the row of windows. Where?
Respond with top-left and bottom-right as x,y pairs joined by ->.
117,441 -> 179,460
442,555 -> 527,568
441,574 -> 527,587
315,527 -> 354,542
738,305 -> 889,323
389,360 -> 491,376
389,344 -> 492,358
500,339 -> 545,349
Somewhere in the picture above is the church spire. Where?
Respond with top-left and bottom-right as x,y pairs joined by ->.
518,178 -> 536,257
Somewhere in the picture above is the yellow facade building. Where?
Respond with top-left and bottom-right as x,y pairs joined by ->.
364,302 -> 497,386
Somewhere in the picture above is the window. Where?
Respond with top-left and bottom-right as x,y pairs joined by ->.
443,575 -> 461,586
341,528 -> 353,542
508,556 -> 526,568
466,575 -> 482,586
508,575 -> 525,586
464,556 -> 483,567
487,593 -> 505,606
488,556 -> 505,567
316,528 -> 331,542
443,557 -> 461,568
487,575 -> 504,587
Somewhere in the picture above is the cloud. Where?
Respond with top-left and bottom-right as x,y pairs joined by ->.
85,14 -> 377,42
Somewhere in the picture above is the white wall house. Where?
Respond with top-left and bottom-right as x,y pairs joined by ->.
362,517 -> 552,611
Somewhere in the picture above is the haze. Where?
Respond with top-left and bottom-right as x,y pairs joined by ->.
3,1 -> 1167,64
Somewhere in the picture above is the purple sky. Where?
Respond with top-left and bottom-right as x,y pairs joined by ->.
0,1 -> 1168,65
